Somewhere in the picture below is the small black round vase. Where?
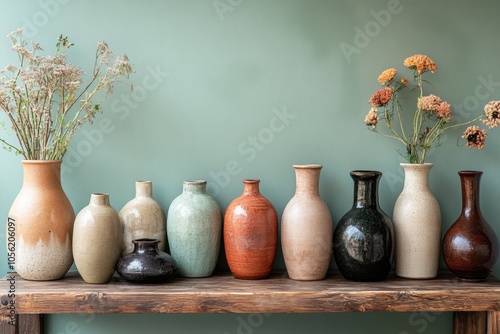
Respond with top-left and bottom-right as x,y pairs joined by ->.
333,171 -> 394,282
116,238 -> 177,283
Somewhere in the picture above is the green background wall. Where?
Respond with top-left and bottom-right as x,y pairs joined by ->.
1,0 -> 500,333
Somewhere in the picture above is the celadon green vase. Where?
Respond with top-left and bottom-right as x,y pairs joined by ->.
166,180 -> 222,277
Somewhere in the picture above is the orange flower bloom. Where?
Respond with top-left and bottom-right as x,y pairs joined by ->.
369,87 -> 393,107
378,68 -> 397,85
403,54 -> 437,74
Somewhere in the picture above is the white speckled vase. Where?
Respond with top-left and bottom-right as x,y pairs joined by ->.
167,180 -> 222,277
8,160 -> 75,280
119,181 -> 166,255
73,193 -> 122,284
393,163 -> 441,279
281,164 -> 333,281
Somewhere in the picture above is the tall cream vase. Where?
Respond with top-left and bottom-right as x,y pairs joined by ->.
281,164 -> 333,281
73,193 -> 122,284
392,163 -> 441,279
8,160 -> 75,280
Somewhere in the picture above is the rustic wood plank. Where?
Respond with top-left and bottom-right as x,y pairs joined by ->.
0,313 -> 16,334
18,314 -> 42,334
488,311 -> 500,334
2,271 -> 500,314
453,312 -> 486,334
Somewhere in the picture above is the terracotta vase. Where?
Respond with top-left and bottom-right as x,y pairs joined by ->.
167,180 -> 222,277
333,171 -> 394,282
281,164 -> 333,281
119,181 -> 166,256
393,163 -> 441,279
442,171 -> 499,281
73,193 -> 122,284
8,160 -> 75,280
224,179 -> 278,279
116,238 -> 177,283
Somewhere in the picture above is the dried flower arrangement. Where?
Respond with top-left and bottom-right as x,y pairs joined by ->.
364,54 -> 499,164
0,28 -> 133,160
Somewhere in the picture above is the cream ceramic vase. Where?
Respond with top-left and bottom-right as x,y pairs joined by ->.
167,180 -> 222,277
281,164 -> 333,281
393,163 -> 441,279
119,181 -> 166,255
73,193 -> 122,283
8,160 -> 75,280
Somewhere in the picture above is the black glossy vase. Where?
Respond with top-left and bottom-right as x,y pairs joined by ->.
333,171 -> 394,281
116,238 -> 177,283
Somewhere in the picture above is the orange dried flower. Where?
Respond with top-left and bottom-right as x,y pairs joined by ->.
378,68 -> 397,85
369,87 -> 393,107
403,54 -> 437,74
462,125 -> 487,150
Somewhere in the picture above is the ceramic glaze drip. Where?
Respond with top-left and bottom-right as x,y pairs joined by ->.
293,165 -> 322,195
136,181 -> 153,197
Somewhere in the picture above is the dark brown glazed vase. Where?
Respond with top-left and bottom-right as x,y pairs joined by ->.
116,238 -> 177,283
442,171 -> 499,281
224,180 -> 278,279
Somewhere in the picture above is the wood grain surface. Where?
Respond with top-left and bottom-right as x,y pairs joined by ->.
1,271 -> 499,315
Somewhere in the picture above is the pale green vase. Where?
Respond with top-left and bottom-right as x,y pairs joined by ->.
167,180 -> 222,277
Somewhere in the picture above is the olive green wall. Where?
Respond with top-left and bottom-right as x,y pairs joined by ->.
1,0 -> 500,333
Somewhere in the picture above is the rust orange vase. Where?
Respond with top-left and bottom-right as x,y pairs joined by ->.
224,179 -> 278,279
8,160 -> 75,280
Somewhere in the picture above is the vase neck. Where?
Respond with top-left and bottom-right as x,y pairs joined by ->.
242,180 -> 261,195
133,238 -> 160,254
183,180 -> 207,194
135,181 -> 153,197
89,193 -> 110,206
22,160 -> 63,190
293,164 -> 322,195
459,171 -> 482,217
401,163 -> 433,191
351,171 -> 381,209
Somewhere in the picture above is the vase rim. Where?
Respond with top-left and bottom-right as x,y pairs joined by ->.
184,180 -> 207,185
350,170 -> 381,175
458,170 -> 483,174
132,238 -> 160,244
136,180 -> 152,184
21,159 -> 62,164
243,179 -> 260,183
400,162 -> 434,167
293,164 -> 323,169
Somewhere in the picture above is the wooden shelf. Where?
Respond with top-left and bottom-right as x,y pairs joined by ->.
2,271 -> 500,333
